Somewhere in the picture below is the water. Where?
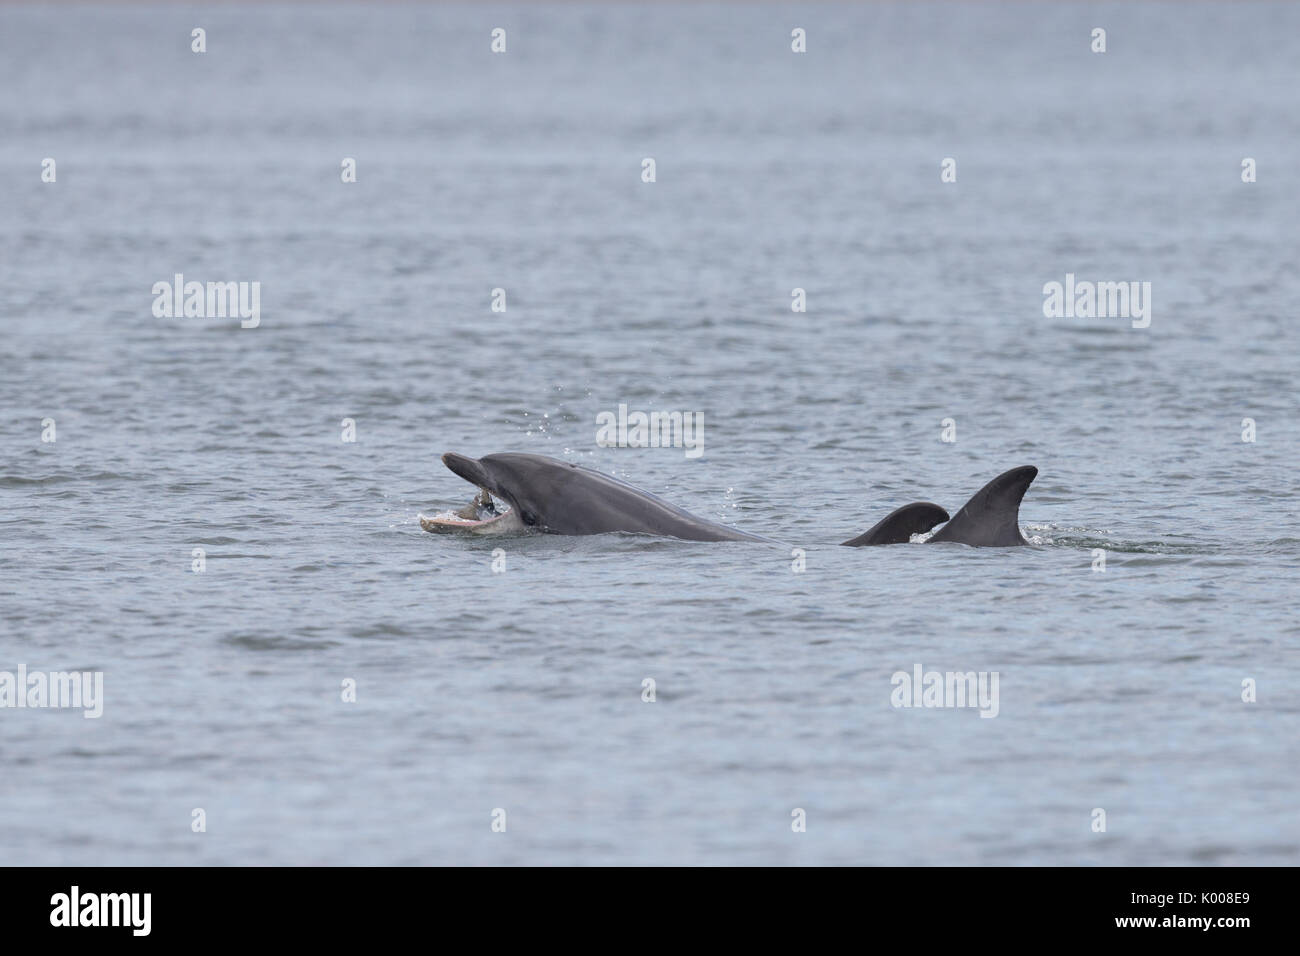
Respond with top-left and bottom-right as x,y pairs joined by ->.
2,2 -> 1297,866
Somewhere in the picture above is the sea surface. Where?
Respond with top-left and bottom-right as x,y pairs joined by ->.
1,2 -> 1297,866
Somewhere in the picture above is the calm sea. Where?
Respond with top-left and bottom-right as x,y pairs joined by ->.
1,2 -> 1297,865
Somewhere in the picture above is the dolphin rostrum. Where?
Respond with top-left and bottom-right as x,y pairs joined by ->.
424,452 -> 1037,548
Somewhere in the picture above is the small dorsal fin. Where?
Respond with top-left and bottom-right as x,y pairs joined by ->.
841,502 -> 950,546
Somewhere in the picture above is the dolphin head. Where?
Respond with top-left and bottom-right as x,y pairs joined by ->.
437,451 -> 557,532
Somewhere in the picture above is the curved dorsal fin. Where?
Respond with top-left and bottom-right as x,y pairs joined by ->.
841,501 -> 950,546
927,466 -> 1037,547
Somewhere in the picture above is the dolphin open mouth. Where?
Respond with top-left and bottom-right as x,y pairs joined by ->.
419,453 -> 523,535
418,487 -> 515,534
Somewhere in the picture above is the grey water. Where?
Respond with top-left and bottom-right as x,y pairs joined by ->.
1,2 -> 1297,866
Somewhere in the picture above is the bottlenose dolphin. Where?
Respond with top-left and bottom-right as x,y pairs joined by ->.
842,466 -> 1038,547
839,501 -> 952,546
925,465 -> 1037,547
424,452 -> 1037,548
426,452 -> 769,541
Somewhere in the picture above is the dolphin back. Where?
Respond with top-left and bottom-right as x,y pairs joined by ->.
483,454 -> 769,542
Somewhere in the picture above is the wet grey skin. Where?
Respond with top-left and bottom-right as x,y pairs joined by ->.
438,453 -> 1038,548
440,452 -> 771,542
926,465 -> 1038,547
842,465 -> 1038,548
840,501 -> 952,546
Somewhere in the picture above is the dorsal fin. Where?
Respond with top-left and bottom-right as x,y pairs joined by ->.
841,502 -> 950,546
927,466 -> 1037,547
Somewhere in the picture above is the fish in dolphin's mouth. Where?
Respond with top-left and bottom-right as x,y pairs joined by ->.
418,488 -> 520,534
419,453 -> 528,535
